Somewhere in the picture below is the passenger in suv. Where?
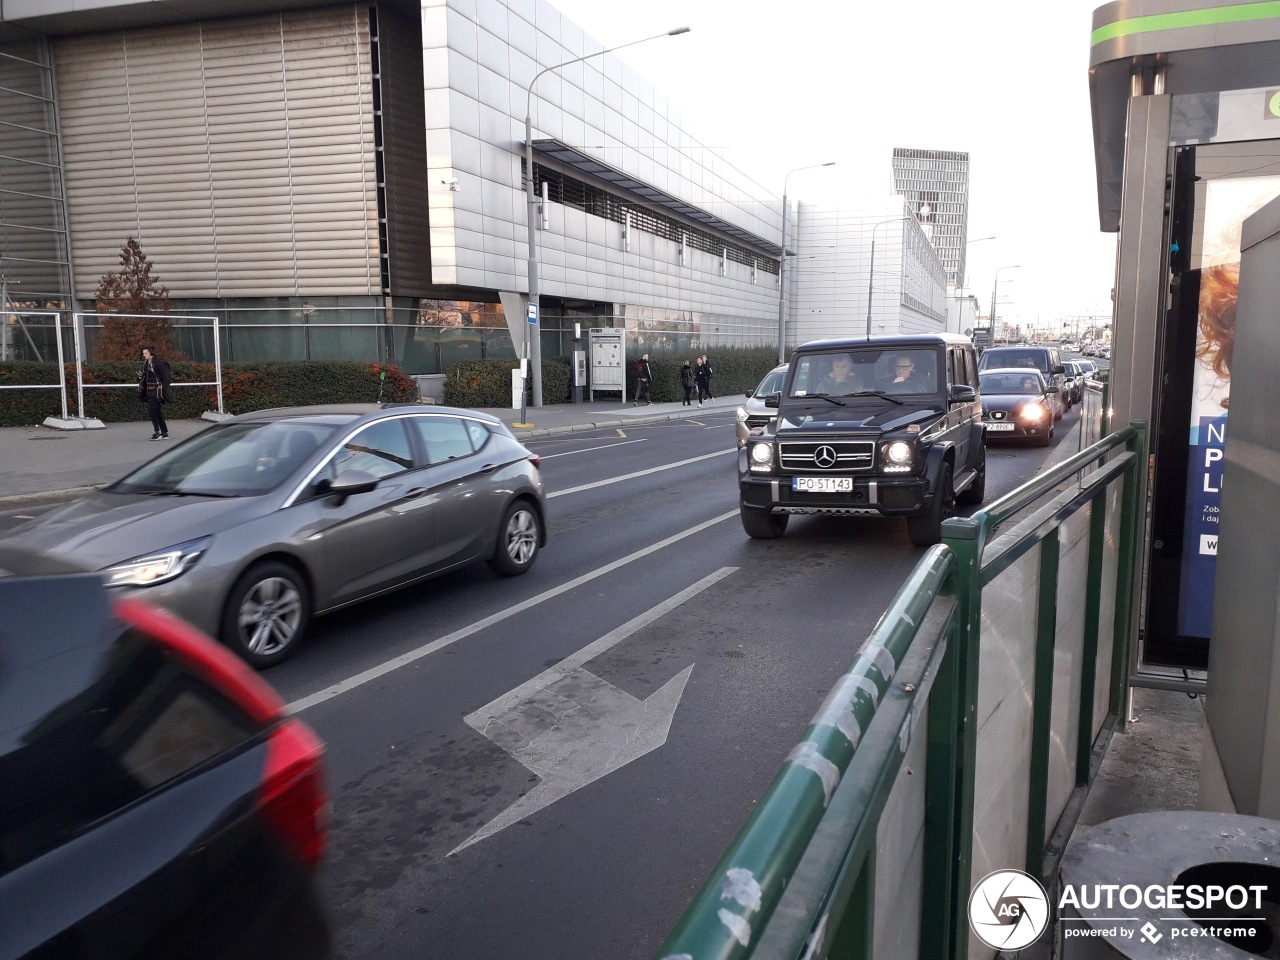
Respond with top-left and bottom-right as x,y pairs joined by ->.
738,334 -> 986,546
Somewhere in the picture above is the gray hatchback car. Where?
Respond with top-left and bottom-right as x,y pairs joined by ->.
0,404 -> 547,667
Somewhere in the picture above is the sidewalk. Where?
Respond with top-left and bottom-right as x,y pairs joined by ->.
0,393 -> 745,506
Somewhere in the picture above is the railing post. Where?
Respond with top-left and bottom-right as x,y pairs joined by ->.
1077,484 -> 1109,782
1026,528 -> 1060,879
930,515 -> 984,960
1111,421 -> 1148,731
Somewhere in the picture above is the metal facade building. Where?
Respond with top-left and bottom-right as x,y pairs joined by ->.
890,146 -> 970,287
0,0 -> 782,375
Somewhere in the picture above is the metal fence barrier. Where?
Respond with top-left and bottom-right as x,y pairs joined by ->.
655,417 -> 1147,960
0,312 -> 69,420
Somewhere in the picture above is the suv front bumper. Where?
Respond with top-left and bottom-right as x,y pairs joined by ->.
739,473 -> 929,517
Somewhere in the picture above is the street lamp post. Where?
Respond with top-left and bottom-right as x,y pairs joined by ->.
865,217 -> 911,339
989,264 -> 1021,344
950,236 -> 995,335
775,161 -> 834,363
521,26 -> 689,424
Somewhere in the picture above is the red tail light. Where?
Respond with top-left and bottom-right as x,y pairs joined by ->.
258,719 -> 328,867
112,597 -> 329,866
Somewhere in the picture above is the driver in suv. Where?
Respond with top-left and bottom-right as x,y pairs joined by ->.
738,334 -> 986,546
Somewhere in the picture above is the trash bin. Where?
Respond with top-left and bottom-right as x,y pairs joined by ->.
1059,811 -> 1280,957
511,368 -> 524,410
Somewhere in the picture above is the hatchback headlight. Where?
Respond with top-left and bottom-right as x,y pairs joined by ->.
749,442 -> 774,467
104,536 -> 211,588
1020,403 -> 1048,423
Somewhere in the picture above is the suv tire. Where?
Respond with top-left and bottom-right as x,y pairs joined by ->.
907,463 -> 954,547
956,443 -> 986,505
741,508 -> 789,540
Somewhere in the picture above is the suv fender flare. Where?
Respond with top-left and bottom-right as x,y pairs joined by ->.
923,442 -> 956,497
968,421 -> 986,450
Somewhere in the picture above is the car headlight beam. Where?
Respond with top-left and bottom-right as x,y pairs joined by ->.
104,536 -> 212,588
749,442 -> 773,467
1019,403 -> 1047,423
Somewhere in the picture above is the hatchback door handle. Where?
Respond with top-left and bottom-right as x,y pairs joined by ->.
401,487 -> 427,500
480,463 -> 498,474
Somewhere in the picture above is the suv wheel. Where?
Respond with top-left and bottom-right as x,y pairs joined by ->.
956,443 -> 986,505
907,463 -> 954,547
741,507 -> 789,540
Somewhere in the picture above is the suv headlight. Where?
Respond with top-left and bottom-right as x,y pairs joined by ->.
736,406 -> 749,423
882,440 -> 914,472
748,442 -> 774,470
104,536 -> 211,588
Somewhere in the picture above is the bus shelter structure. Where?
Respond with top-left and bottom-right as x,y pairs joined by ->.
1089,0 -> 1280,818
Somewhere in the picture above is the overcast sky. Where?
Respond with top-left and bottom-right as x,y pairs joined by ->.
543,0 -> 1119,331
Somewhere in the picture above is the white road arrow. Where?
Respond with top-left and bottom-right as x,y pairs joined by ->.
450,566 -> 737,855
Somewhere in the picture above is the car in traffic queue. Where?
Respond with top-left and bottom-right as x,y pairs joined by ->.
735,363 -> 788,446
1061,360 -> 1083,405
978,368 -> 1058,446
0,566 -> 331,958
0,404 -> 547,669
976,344 -> 1069,421
738,334 -> 986,547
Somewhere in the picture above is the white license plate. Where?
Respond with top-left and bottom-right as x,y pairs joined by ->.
985,422 -> 1016,431
792,477 -> 853,493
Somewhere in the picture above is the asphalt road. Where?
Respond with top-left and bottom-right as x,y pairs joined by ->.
0,401 -> 1086,960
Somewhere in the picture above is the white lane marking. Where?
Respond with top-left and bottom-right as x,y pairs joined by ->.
548,448 -> 736,498
540,438 -> 647,459
286,508 -> 740,714
450,566 -> 737,855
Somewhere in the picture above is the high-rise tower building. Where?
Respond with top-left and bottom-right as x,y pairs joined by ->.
891,148 -> 970,286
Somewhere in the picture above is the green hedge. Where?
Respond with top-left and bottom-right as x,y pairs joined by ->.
0,360 -> 418,427
625,347 -> 783,403
443,358 -> 571,408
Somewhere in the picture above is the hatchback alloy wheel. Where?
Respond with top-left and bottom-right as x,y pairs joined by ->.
489,501 -> 541,575
240,576 -> 303,656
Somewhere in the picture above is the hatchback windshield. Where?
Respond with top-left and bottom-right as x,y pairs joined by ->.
980,372 -> 1045,395
109,421 -> 340,496
788,349 -> 938,398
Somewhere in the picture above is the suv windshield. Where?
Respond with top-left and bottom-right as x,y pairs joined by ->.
109,421 -> 340,497
754,370 -> 787,397
788,348 -> 938,398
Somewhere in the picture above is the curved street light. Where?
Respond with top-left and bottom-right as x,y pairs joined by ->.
990,264 -> 1021,343
865,217 -> 912,339
775,161 -> 835,363
520,27 -> 690,423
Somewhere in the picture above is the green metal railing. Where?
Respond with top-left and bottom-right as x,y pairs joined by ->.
656,410 -> 1146,960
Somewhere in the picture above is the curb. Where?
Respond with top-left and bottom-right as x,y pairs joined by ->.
0,484 -> 104,510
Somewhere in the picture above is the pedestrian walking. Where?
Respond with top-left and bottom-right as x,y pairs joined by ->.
679,360 -> 695,405
137,345 -> 172,440
633,353 -> 654,405
695,354 -> 713,404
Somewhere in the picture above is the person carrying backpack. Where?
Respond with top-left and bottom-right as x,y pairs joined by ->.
633,353 -> 653,405
679,360 -> 695,405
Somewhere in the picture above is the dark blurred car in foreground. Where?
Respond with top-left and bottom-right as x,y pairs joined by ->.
0,567 -> 330,960
979,368 -> 1057,446
0,404 -> 547,668
735,363 -> 788,446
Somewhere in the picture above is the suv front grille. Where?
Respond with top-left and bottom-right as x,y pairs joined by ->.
745,415 -> 773,429
779,440 -> 875,471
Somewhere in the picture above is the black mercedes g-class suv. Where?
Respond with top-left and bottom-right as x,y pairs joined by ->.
738,333 -> 986,545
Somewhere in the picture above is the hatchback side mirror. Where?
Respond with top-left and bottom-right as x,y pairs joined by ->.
329,469 -> 379,501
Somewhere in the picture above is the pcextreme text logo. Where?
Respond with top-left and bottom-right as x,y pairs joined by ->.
968,870 -> 1050,950
969,870 -> 1271,950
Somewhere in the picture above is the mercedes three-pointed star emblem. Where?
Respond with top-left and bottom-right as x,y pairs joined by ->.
814,445 -> 838,468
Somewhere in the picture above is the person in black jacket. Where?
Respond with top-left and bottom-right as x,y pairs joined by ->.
633,353 -> 653,405
679,360 -> 695,405
695,354 -> 713,403
138,345 -> 173,440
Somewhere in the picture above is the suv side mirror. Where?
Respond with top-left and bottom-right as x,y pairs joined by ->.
1052,363 -> 1066,375
764,393 -> 781,409
949,384 -> 977,404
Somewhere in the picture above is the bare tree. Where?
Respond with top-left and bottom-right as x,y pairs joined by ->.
94,239 -> 185,361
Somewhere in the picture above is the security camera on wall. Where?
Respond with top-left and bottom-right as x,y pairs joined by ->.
441,178 -> 459,191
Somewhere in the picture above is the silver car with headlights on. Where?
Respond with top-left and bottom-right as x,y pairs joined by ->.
735,363 -> 788,446
0,404 -> 547,668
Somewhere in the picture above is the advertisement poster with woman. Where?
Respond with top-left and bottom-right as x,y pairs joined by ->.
1179,176 -> 1280,637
